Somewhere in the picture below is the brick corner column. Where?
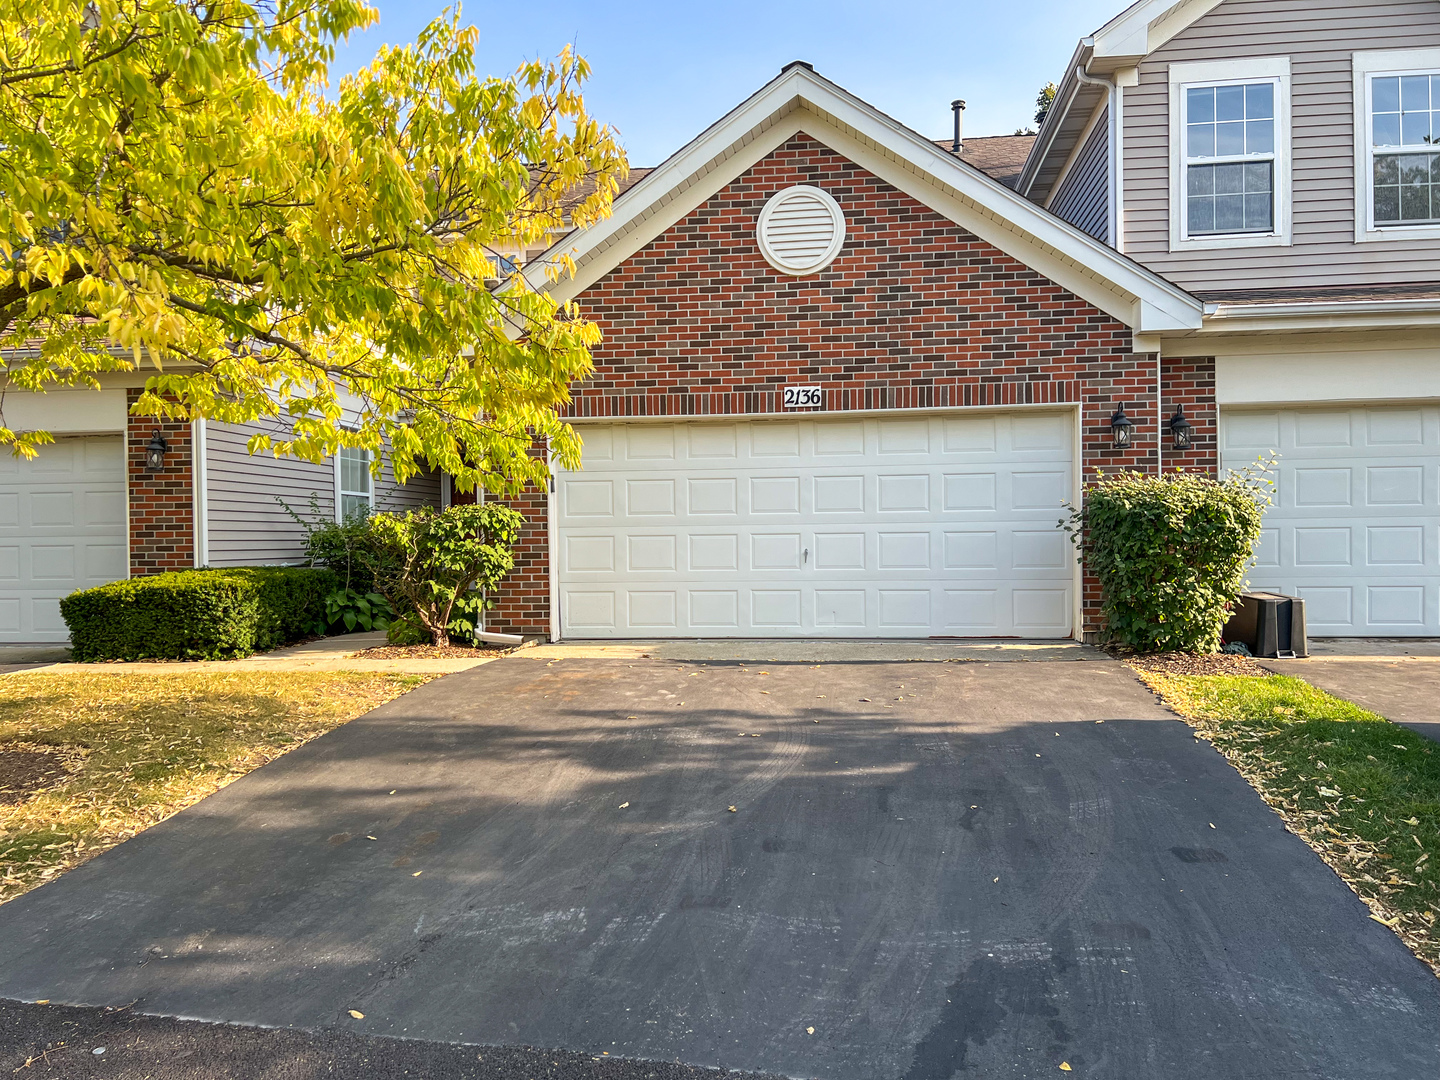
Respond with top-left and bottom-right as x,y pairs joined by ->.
126,389 -> 194,577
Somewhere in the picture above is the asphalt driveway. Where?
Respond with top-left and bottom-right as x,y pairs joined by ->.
0,655 -> 1436,1078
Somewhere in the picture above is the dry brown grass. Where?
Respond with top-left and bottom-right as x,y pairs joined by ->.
0,671 -> 432,904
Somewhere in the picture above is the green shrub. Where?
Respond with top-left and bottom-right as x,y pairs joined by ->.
364,503 -> 524,647
315,587 -> 394,636
60,567 -> 339,661
279,495 -> 378,593
1063,466 -> 1271,654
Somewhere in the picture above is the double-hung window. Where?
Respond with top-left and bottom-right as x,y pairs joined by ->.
1169,58 -> 1291,250
337,444 -> 373,520
1356,49 -> 1440,239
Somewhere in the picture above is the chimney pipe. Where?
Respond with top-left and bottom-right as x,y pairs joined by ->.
951,99 -> 966,153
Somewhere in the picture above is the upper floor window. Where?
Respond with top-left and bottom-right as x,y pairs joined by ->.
1168,57 -> 1291,252
1184,82 -> 1276,235
1354,48 -> 1440,242
337,444 -> 372,520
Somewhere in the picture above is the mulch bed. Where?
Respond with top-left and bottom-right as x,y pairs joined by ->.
1125,652 -> 1272,678
349,645 -> 514,660
0,748 -> 73,806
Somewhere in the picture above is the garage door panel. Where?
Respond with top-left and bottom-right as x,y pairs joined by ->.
557,414 -> 1074,639
1223,406 -> 1440,636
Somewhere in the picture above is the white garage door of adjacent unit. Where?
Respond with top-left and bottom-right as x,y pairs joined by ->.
0,436 -> 127,643
556,413 -> 1074,639
1221,406 -> 1440,636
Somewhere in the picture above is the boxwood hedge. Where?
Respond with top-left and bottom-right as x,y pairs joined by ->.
60,566 -> 339,661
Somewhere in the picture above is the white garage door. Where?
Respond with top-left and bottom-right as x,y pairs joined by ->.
555,412 -> 1074,639
1222,406 -> 1440,636
0,436 -> 127,643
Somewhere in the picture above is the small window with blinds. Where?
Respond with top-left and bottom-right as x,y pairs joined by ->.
337,444 -> 373,520
756,185 -> 847,276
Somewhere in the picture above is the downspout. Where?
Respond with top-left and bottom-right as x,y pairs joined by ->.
1074,65 -> 1120,250
192,418 -> 209,566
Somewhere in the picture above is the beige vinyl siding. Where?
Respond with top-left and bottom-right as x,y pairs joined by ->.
1051,105 -> 1110,242
205,421 -> 441,567
1124,0 -> 1440,290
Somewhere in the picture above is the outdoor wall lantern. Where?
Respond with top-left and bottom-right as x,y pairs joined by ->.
1170,405 -> 1194,450
1110,405 -> 1135,449
144,430 -> 168,472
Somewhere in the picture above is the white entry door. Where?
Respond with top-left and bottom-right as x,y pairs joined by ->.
555,412 -> 1074,639
1221,406 -> 1440,636
0,436 -> 128,642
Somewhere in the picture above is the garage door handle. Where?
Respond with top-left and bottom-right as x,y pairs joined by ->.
804,547 -> 809,563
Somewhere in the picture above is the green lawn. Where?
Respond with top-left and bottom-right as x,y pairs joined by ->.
0,671 -> 431,904
1134,667 -> 1438,976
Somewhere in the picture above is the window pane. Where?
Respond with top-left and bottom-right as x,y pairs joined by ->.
1373,112 -> 1401,147
1374,76 -> 1400,113
1402,74 -> 1431,111
1214,194 -> 1245,231
1216,121 -> 1245,156
1215,84 -> 1246,121
341,494 -> 370,521
1375,154 -> 1400,185
1214,162 -> 1245,195
1402,110 -> 1432,146
1374,183 -> 1400,223
1400,153 -> 1431,185
1187,123 -> 1214,157
1188,195 -> 1216,234
1243,192 -> 1273,230
1246,119 -> 1274,154
1245,82 -> 1274,120
1188,164 -> 1215,196
1243,161 -> 1273,193
1187,86 -> 1215,123
1401,183 -> 1429,219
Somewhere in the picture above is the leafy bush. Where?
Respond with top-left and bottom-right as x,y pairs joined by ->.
365,503 -> 524,647
279,495 -> 379,593
1063,466 -> 1271,654
315,587 -> 394,636
61,567 -> 338,661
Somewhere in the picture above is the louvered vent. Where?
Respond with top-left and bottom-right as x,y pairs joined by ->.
757,185 -> 846,276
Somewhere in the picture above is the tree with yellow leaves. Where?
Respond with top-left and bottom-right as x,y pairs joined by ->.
0,0 -> 627,493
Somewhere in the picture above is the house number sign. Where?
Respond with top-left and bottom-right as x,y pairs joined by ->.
783,385 -> 824,409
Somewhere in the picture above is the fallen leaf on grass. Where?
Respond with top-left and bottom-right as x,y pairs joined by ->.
1370,913 -> 1400,927
348,1009 -> 364,1019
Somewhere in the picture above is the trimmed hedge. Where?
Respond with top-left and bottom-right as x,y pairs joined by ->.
60,567 -> 339,661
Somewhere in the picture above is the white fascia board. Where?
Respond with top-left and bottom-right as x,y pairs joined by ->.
539,67 -> 1200,334
1091,0 -> 1226,63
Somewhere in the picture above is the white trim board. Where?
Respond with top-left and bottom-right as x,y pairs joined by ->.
520,65 -> 1201,334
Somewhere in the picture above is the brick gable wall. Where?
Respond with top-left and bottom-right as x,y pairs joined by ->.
490,133 -> 1215,639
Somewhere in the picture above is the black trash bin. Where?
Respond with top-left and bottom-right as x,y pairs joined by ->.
1223,592 -> 1308,659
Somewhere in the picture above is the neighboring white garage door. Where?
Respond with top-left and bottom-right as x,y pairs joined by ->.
555,412 -> 1074,639
0,436 -> 127,643
1221,406 -> 1440,636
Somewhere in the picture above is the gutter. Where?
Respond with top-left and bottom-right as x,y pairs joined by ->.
1205,297 -> 1440,319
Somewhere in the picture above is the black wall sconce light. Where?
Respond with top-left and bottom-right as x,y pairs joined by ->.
1110,404 -> 1134,449
144,430 -> 169,472
1169,405 -> 1193,450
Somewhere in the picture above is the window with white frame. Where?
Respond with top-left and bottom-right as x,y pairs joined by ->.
1354,48 -> 1440,241
337,444 -> 372,520
1169,58 -> 1291,251
1184,82 -> 1277,235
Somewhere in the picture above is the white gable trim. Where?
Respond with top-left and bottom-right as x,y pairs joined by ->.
1092,0 -> 1228,64
525,66 -> 1201,333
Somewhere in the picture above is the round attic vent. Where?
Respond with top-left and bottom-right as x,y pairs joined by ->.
756,185 -> 846,276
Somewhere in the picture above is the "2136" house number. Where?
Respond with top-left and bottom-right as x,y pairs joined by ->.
782,385 -> 824,409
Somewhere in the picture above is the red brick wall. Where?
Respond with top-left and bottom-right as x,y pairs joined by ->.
511,133 -> 1169,638
126,390 -> 194,575
1160,356 -> 1218,477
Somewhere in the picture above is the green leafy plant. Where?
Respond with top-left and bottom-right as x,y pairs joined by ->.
364,503 -> 524,647
60,567 -> 338,661
280,495 -> 381,594
315,587 -> 394,635
1062,463 -> 1272,654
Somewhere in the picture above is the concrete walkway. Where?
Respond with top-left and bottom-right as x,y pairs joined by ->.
0,632 -> 506,676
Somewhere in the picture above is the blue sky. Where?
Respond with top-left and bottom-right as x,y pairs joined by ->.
331,1 -> 1123,166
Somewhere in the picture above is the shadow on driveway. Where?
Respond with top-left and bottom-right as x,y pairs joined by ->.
0,657 -> 1435,1079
